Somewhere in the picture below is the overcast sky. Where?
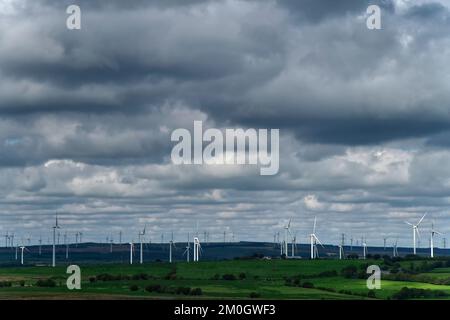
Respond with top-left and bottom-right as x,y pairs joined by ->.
1,0 -> 450,247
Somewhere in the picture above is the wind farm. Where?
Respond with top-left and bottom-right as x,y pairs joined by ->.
1,213 -> 450,300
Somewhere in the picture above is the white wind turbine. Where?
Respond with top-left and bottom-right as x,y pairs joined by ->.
291,232 -> 297,257
283,219 -> 292,256
20,245 -> 29,265
193,237 -> 202,262
138,225 -> 146,264
393,237 -> 399,257
338,234 -> 345,260
362,238 -> 368,259
3,231 -> 8,248
38,235 -> 42,256
339,243 -> 344,260
64,232 -> 69,260
169,232 -> 176,263
19,246 -> 27,265
129,242 -> 134,265
383,236 -> 390,251
183,233 -> 191,263
309,217 -> 323,259
405,213 -> 426,255
52,213 -> 60,267
430,221 -> 443,258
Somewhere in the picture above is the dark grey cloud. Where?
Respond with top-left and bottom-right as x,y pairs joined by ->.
0,0 -> 450,246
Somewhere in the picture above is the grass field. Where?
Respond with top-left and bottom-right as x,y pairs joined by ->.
1,259 -> 450,299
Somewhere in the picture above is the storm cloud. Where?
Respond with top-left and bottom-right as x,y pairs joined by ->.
0,0 -> 449,247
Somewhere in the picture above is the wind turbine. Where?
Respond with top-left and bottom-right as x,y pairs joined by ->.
362,238 -> 368,259
183,233 -> 191,262
193,237 -> 202,262
129,242 -> 134,265
430,221 -> 443,258
338,234 -> 345,260
38,235 -> 42,256
339,243 -> 345,260
291,232 -> 297,257
309,217 -> 323,259
64,232 -> 69,259
110,236 -> 113,253
405,213 -> 426,255
52,213 -> 60,267
383,237 -> 389,251
339,234 -> 346,259
393,237 -> 399,257
169,232 -> 176,263
4,232 -> 8,248
19,246 -> 28,265
138,225 -> 146,264
284,219 -> 292,256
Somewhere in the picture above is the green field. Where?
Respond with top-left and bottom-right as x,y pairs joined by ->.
1,259 -> 450,299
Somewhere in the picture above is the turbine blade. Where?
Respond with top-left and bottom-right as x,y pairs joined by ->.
314,235 -> 324,248
313,216 -> 317,234
417,213 -> 427,226
405,221 -> 413,226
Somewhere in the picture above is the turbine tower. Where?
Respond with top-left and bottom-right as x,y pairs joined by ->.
291,232 -> 297,257
183,233 -> 191,262
38,235 -> 42,256
193,237 -> 201,262
64,232 -> 69,260
430,221 -> 443,258
169,232 -> 175,263
4,232 -> 8,248
284,219 -> 292,256
129,242 -> 134,265
339,234 -> 345,260
405,213 -> 426,255
339,244 -> 345,260
383,237 -> 388,251
19,246 -> 26,265
52,213 -> 60,267
138,225 -> 146,264
362,238 -> 368,259
309,217 -> 323,259
393,238 -> 399,257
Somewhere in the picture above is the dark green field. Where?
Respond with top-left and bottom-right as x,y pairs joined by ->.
1,258 -> 450,299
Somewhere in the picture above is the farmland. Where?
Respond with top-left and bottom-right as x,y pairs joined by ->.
1,258 -> 450,299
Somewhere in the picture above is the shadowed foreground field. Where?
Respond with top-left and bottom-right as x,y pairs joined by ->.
1,259 -> 450,299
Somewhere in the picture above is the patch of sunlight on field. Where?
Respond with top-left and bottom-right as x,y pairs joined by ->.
310,277 -> 450,299
175,259 -> 373,280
